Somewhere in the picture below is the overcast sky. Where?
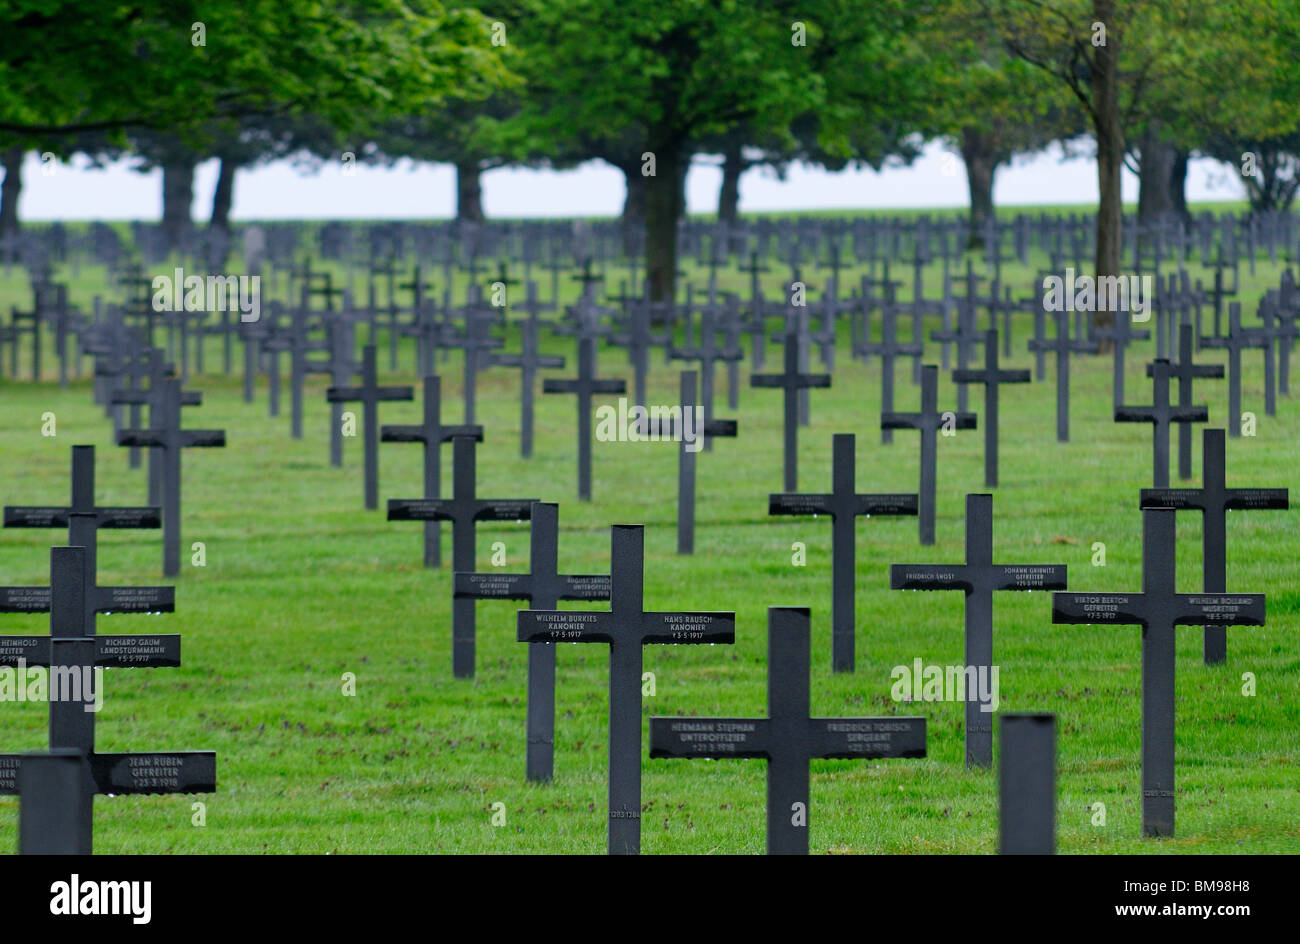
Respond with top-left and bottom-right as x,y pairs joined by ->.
15,140 -> 1245,221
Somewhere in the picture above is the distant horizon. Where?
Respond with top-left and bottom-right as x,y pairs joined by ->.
10,139 -> 1249,223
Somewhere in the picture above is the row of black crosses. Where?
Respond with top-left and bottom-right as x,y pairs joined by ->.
366,378 -> 1284,850
1,447 -> 216,852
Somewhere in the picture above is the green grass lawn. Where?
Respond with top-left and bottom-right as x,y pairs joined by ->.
0,240 -> 1296,854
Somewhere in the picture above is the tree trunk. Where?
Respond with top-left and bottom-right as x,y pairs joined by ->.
1169,148 -> 1189,222
718,140 -> 743,225
619,161 -> 646,258
645,140 -> 687,303
210,156 -> 237,231
1137,125 -> 1177,224
161,154 -> 197,253
455,159 -> 484,223
1091,0 -> 1124,333
960,130 -> 998,250
1,146 -> 24,254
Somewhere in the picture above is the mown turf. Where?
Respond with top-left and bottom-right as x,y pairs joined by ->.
0,236 -> 1295,854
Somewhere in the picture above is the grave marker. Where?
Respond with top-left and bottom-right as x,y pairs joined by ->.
952,329 -> 1030,488
999,714 -> 1056,855
517,525 -> 735,854
116,378 -> 226,576
454,502 -> 610,781
641,371 -> 738,554
542,336 -> 627,500
770,434 -> 916,672
891,494 -> 1066,766
0,547 -> 216,853
389,436 -> 535,677
750,330 -> 831,491
327,345 -> 414,509
1140,427 -> 1288,664
1050,508 -> 1265,836
881,364 -> 976,545
650,606 -> 925,854
1115,359 -> 1208,489
380,375 -> 483,568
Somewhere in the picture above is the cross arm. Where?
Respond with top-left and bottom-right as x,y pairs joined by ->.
750,373 -> 831,389
116,429 -> 165,448
640,611 -> 736,645
0,747 -> 215,795
517,609 -> 616,643
890,564 -> 971,593
474,499 -> 538,522
808,717 -> 927,759
387,498 -> 454,522
1139,488 -> 1207,511
1173,594 -> 1265,627
180,430 -> 227,448
91,586 -> 175,613
769,493 -> 833,517
1051,592 -> 1144,626
87,751 -> 217,795
993,564 -> 1068,591
95,507 -> 163,528
4,506 -> 71,528
1225,488 -> 1289,511
649,717 -> 770,758
1146,362 -> 1223,379
454,572 -> 533,600
559,574 -> 612,601
857,494 -> 919,517
0,635 -> 184,668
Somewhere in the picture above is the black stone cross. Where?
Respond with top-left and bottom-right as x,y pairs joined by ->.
516,524 -> 735,855
881,364 -> 977,545
108,348 -> 200,504
641,370 -> 738,554
931,284 -> 985,414
380,375 -> 483,568
1094,311 -> 1152,406
116,377 -> 226,576
857,295 -> 921,445
649,606 -> 925,854
892,493 -> 1066,766
4,444 -> 168,628
952,329 -> 1030,488
1050,508 -> 1265,837
1140,427 -> 1288,664
669,307 -> 743,453
0,546 -> 216,853
1115,359 -> 1208,489
389,436 -> 535,678
542,336 -> 627,500
999,714 -> 1056,855
1201,302 -> 1269,437
1154,323 -> 1223,480
739,251 -> 771,368
453,501 -> 610,782
770,434 -> 916,672
1027,307 -> 1099,442
487,319 -> 564,458
327,345 -> 414,510
750,330 -> 831,491
446,309 -> 504,425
